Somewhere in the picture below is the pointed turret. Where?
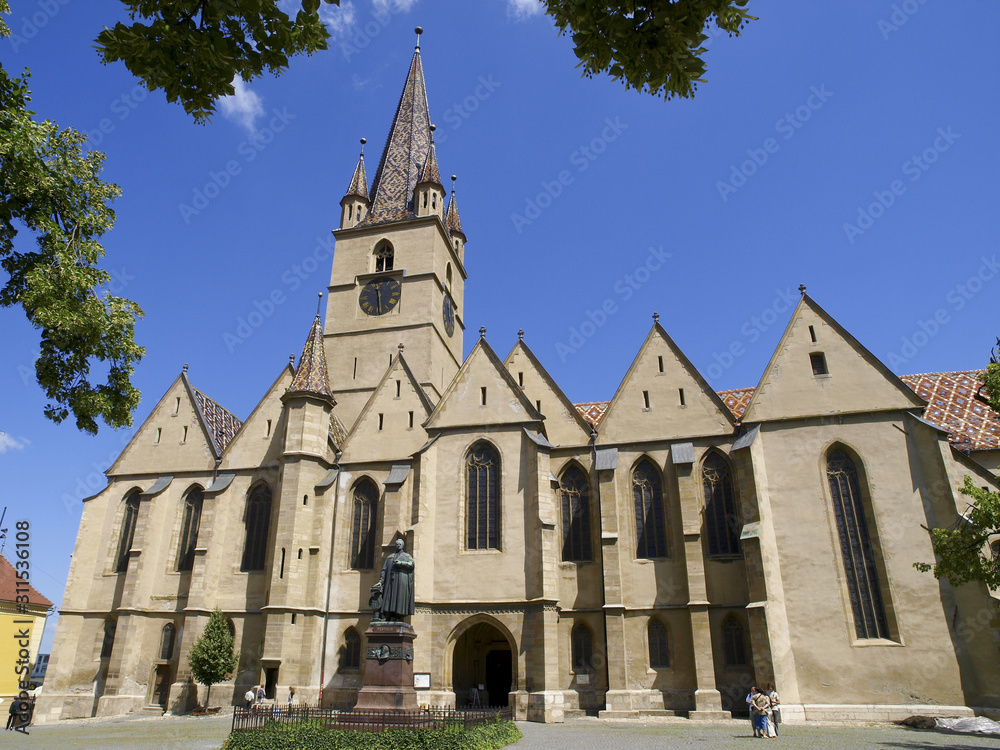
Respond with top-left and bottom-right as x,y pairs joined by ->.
340,138 -> 370,229
414,128 -> 445,219
286,308 -> 335,406
446,174 -> 466,259
363,32 -> 433,225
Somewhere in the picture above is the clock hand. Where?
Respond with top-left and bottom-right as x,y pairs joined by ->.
375,282 -> 382,312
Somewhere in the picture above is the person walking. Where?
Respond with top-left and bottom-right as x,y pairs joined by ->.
750,686 -> 772,738
767,683 -> 780,737
243,688 -> 255,708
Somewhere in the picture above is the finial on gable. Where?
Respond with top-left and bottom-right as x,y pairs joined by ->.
652,312 -> 660,324
183,363 -> 188,373
415,26 -> 422,50
518,329 -> 524,341
289,353 -> 295,366
316,291 -> 323,317
799,284 -> 807,296
360,137 -> 366,155
479,326 -> 486,339
398,342 -> 405,354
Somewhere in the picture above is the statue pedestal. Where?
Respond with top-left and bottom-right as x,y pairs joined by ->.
353,621 -> 420,711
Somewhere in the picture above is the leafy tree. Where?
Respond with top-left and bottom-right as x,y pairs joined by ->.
915,339 -> 1000,588
0,3 -> 144,434
97,0 -> 342,123
188,608 -> 238,708
98,1 -> 753,123
543,0 -> 756,100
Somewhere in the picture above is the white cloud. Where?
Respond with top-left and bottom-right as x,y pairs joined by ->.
375,0 -> 419,12
320,0 -> 357,38
218,79 -> 265,134
507,0 -> 543,20
0,433 -> 29,455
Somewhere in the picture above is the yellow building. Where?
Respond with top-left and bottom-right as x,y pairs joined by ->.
0,555 -> 53,700
36,44 -> 1000,725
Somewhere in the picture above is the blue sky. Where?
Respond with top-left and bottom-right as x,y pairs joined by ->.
2,1 -> 999,653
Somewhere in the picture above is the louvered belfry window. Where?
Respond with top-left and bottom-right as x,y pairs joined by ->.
351,479 -> 379,570
467,442 -> 500,549
633,460 -> 667,558
241,484 -> 272,571
177,488 -> 203,571
827,450 -> 890,639
560,467 -> 592,562
703,453 -> 741,557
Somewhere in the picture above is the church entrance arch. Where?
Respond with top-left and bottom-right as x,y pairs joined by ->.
450,617 -> 515,708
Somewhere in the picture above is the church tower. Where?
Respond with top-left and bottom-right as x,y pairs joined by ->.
325,30 -> 466,425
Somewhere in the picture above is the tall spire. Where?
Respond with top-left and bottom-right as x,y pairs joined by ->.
446,174 -> 464,237
287,309 -> 334,403
365,30 -> 433,224
345,138 -> 369,201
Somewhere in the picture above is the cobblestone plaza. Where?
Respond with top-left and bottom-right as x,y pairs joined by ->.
10,714 -> 1000,750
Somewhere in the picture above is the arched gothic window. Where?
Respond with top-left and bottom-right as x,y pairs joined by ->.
351,479 -> 379,570
827,449 -> 890,639
648,618 -> 670,669
446,263 -> 453,289
633,460 -> 667,558
100,619 -> 117,659
342,628 -> 361,671
177,487 -> 204,571
466,442 -> 500,550
160,623 -> 176,661
241,484 -> 272,571
115,490 -> 141,573
560,467 -> 592,562
722,614 -> 747,667
571,623 -> 593,672
703,453 -> 741,557
374,243 -> 394,272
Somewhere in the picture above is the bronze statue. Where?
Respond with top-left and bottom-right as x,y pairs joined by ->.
372,538 -> 414,622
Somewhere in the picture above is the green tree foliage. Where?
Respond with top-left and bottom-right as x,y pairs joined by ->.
0,3 -> 144,435
188,608 -> 238,708
97,0 -> 342,123
99,1 -> 753,123
915,339 -> 1000,588
543,0 -> 756,99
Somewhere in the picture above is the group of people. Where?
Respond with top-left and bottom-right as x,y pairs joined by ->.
746,684 -> 780,738
243,685 -> 296,713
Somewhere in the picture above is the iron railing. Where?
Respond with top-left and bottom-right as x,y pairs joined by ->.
231,704 -> 513,733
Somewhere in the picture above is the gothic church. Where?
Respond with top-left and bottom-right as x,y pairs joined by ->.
36,41 -> 1000,724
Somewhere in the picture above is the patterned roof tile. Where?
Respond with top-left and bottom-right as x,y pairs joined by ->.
345,149 -> 369,201
192,388 -> 243,453
289,316 -> 334,401
446,183 -> 464,237
361,49 -> 432,226
417,140 -> 442,186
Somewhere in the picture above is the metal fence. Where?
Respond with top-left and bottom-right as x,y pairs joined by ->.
231,704 -> 513,733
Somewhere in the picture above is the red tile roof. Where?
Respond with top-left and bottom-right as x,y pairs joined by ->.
0,555 -> 53,609
900,371 -> 998,451
573,371 -> 998,452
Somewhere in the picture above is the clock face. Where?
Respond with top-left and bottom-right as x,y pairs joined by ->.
442,295 -> 455,337
359,276 -> 401,316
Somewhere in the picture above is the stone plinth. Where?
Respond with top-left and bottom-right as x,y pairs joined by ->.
353,622 -> 420,711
